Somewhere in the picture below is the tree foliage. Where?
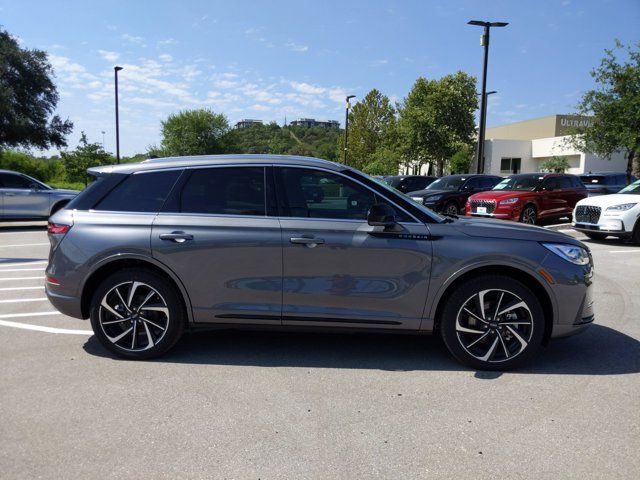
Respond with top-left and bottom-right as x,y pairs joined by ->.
398,72 -> 477,176
541,155 -> 570,173
0,29 -> 73,151
160,109 -> 231,156
449,144 -> 473,174
61,132 -> 114,185
337,89 -> 398,171
569,40 -> 640,177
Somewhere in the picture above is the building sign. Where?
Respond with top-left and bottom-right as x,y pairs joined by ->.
556,115 -> 593,135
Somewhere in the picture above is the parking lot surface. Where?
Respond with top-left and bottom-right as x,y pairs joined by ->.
0,224 -> 638,479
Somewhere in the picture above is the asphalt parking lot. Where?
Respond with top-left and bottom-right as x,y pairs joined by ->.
0,223 -> 638,479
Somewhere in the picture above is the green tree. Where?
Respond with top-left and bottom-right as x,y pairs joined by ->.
337,89 -> 398,171
160,109 -> 230,156
541,155 -> 570,173
449,144 -> 473,174
0,29 -> 73,150
568,41 -> 640,178
61,132 -> 114,185
398,72 -> 477,176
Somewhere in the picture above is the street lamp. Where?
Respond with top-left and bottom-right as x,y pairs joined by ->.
101,130 -> 106,149
114,66 -> 123,164
343,95 -> 356,165
468,20 -> 508,173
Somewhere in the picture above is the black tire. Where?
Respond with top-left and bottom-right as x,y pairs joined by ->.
89,268 -> 185,360
633,222 -> 640,245
585,232 -> 607,241
520,205 -> 537,225
443,201 -> 459,216
439,275 -> 545,370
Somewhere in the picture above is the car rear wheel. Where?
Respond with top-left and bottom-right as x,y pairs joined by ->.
520,205 -> 537,225
585,232 -> 607,241
444,201 -> 459,216
89,269 -> 185,360
439,275 -> 545,370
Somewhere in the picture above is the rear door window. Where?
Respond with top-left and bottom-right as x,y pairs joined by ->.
0,173 -> 32,189
179,167 -> 266,216
94,170 -> 181,212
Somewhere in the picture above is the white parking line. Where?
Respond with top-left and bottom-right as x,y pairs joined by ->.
0,319 -> 91,335
609,250 -> 640,254
0,260 -> 47,267
0,276 -> 44,281
0,243 -> 49,248
0,267 -> 46,272
0,286 -> 44,291
0,311 -> 61,319
0,298 -> 48,304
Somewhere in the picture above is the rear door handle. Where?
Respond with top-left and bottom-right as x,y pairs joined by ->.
290,237 -> 325,246
159,231 -> 194,243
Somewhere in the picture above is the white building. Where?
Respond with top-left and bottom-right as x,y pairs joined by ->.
478,115 -> 627,175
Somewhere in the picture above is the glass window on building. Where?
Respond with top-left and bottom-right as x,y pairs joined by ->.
500,158 -> 521,174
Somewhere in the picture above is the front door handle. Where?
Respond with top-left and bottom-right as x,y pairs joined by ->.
290,236 -> 325,247
159,231 -> 194,243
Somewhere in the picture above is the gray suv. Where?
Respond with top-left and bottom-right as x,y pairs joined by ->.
0,169 -> 79,219
46,155 -> 595,370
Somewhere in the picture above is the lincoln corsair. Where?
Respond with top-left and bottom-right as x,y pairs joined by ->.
46,155 -> 594,370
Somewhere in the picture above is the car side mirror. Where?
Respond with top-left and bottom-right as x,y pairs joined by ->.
367,203 -> 397,228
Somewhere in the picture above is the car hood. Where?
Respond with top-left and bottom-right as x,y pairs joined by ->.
452,216 -> 584,246
576,193 -> 640,208
469,190 -> 528,200
407,189 -> 452,197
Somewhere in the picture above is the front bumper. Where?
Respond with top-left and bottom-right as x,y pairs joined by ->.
572,216 -> 632,237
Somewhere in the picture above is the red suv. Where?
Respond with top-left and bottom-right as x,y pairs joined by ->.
466,173 -> 588,224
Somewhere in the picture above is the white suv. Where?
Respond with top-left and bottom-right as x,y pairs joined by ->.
572,179 -> 640,243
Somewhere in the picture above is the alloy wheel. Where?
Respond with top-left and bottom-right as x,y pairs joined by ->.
98,281 -> 170,352
521,207 -> 536,224
445,203 -> 459,216
455,289 -> 534,363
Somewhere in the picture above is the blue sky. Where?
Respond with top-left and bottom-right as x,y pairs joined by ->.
2,0 -> 639,156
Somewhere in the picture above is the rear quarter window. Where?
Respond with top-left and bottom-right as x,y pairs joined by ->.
94,170 -> 181,212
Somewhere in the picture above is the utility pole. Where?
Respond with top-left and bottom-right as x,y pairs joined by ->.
343,95 -> 356,165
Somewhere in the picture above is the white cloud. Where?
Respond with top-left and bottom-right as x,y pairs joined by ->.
98,50 -> 119,62
157,38 -> 178,46
369,59 -> 389,67
159,54 -> 173,62
121,33 -> 146,47
290,81 -> 326,95
285,41 -> 309,52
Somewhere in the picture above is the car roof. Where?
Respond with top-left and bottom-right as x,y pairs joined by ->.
579,172 -> 626,176
88,154 -> 347,175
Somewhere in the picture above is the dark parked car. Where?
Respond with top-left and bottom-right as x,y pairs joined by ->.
408,174 -> 503,216
579,172 -> 636,196
0,169 -> 79,219
467,173 -> 588,224
383,175 -> 437,194
46,155 -> 594,370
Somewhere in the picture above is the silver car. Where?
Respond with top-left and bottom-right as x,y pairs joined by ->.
45,155 -> 595,370
0,169 -> 79,219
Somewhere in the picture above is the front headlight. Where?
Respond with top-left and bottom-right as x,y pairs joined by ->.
500,197 -> 519,205
425,195 -> 442,202
605,203 -> 637,213
411,197 -> 424,203
542,242 -> 590,265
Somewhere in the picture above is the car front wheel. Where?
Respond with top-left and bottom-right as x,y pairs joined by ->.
439,275 -> 545,370
444,201 -> 459,216
520,205 -> 537,225
89,268 -> 185,359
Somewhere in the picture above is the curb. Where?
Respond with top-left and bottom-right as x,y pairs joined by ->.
543,223 -> 572,231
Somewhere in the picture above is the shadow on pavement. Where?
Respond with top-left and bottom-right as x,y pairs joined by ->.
0,224 -> 47,232
83,323 -> 639,376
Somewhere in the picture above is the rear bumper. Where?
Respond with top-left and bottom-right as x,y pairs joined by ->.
45,285 -> 84,319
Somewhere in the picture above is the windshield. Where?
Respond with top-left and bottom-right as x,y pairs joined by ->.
426,176 -> 465,191
618,180 -> 640,195
493,175 -> 544,191
364,173 -> 447,222
579,175 -> 608,185
382,177 -> 401,188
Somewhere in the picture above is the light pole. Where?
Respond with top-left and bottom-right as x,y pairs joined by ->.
114,66 -> 123,164
468,20 -> 508,173
476,90 -> 497,173
343,95 -> 356,165
101,130 -> 106,149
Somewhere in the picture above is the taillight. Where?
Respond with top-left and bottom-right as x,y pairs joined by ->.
48,222 -> 71,235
